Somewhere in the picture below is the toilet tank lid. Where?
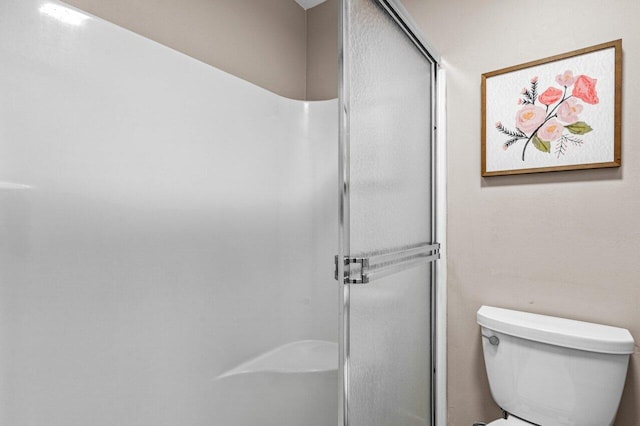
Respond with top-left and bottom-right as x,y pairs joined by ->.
477,306 -> 635,355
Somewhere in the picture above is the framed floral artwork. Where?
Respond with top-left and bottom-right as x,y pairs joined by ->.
481,40 -> 621,176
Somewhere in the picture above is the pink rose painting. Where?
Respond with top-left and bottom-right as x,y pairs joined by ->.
482,40 -> 620,177
495,70 -> 599,160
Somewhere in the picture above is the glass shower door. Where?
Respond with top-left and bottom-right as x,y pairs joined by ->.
338,0 -> 439,425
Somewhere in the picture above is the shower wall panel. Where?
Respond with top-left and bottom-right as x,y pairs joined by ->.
0,1 -> 338,424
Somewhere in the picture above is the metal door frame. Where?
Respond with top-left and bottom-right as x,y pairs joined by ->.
338,1 -> 442,425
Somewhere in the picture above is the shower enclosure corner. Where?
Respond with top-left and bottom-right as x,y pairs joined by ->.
0,0 -> 439,425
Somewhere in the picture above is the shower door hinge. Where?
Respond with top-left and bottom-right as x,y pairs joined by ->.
334,242 -> 440,285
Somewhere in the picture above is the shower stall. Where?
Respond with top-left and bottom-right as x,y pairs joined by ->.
0,0 -> 440,425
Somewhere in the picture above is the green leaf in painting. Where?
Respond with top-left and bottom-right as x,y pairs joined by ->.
565,121 -> 593,135
532,134 -> 550,153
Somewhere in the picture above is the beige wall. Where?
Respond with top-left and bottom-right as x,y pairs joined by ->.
63,0 -> 338,100
306,0 -> 339,100
402,0 -> 640,425
63,0 -> 309,99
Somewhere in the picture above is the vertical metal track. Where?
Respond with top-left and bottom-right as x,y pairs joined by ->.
338,0 -> 350,425
430,61 -> 439,426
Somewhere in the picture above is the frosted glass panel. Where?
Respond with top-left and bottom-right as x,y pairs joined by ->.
348,0 -> 432,253
350,266 -> 431,426
343,0 -> 434,424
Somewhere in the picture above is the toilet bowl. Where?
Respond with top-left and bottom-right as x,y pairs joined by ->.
477,306 -> 634,426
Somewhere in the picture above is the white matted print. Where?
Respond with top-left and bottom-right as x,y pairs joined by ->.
482,40 -> 621,176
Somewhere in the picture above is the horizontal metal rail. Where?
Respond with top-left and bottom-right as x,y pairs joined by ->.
335,242 -> 439,284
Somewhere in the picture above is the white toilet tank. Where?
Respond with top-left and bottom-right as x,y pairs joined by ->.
477,306 -> 634,426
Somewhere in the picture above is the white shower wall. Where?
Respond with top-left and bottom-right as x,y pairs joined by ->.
0,0 -> 338,424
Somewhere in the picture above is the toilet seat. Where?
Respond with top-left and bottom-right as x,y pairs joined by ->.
487,415 -> 534,425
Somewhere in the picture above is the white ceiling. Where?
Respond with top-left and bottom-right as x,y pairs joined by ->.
294,0 -> 327,10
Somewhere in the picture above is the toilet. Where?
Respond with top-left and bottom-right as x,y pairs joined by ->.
477,305 -> 635,426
